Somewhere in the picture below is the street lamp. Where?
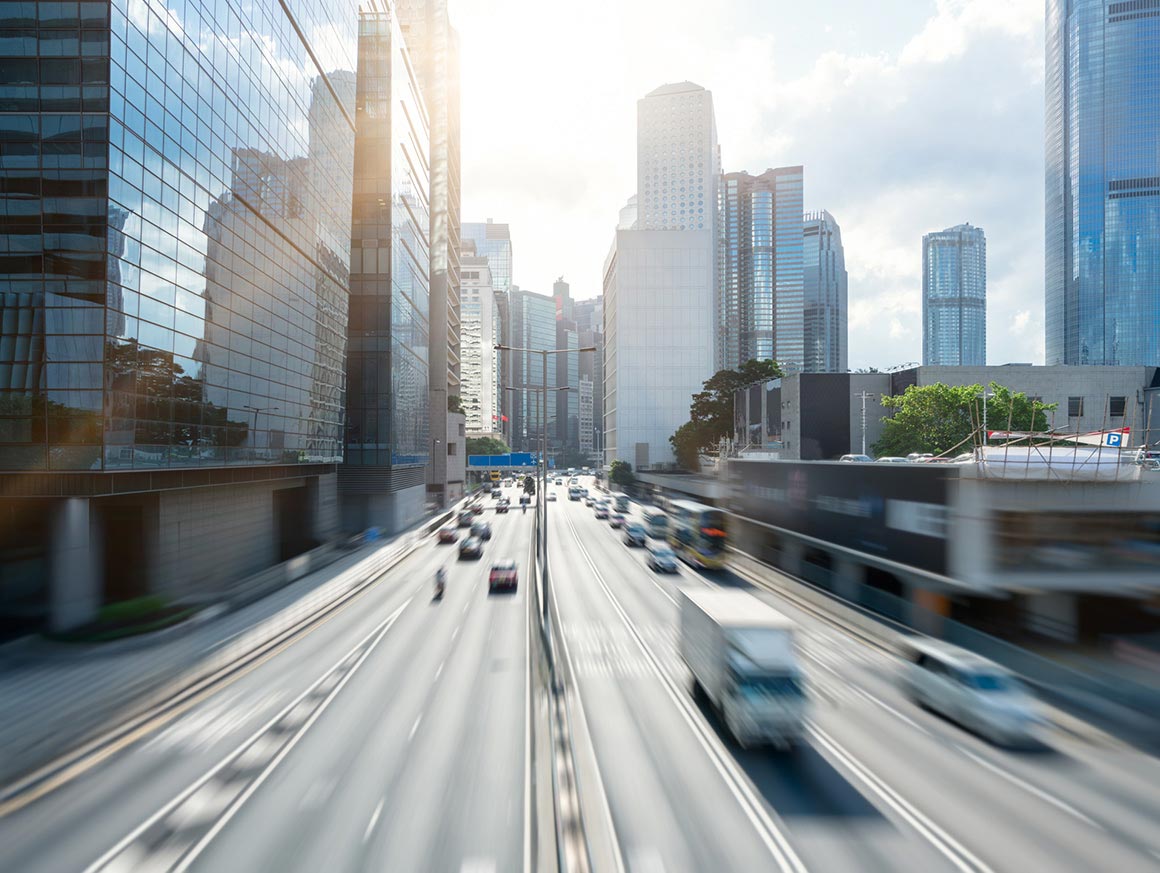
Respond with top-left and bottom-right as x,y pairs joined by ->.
979,387 -> 996,443
497,344 -> 596,624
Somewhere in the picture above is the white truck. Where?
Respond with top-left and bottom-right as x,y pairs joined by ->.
678,588 -> 807,748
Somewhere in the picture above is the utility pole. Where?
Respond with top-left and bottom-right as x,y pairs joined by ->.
855,391 -> 874,456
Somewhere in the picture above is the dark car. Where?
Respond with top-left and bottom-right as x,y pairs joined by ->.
594,506 -> 609,520
496,499 -> 509,514
437,526 -> 458,544
647,544 -> 679,573
623,522 -> 647,547
457,510 -> 474,528
471,503 -> 485,515
609,512 -> 626,528
459,536 -> 483,559
471,520 -> 492,540
488,559 -> 518,592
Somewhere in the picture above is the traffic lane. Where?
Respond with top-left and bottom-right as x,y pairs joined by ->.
185,509 -> 528,873
557,501 -> 956,872
549,506 -> 801,873
0,528 -> 456,873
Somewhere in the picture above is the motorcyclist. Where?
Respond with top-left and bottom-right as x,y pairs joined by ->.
435,566 -> 447,597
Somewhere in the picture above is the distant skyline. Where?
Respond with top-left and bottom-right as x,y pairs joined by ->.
451,0 -> 1045,369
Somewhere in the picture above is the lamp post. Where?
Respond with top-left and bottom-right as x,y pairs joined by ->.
979,386 -> 995,443
854,392 -> 876,457
498,344 -> 595,623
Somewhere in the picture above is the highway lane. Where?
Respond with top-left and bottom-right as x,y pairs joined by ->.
577,484 -> 1160,872
0,491 -> 528,873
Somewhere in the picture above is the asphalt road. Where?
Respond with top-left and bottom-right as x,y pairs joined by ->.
1,477 -> 1158,872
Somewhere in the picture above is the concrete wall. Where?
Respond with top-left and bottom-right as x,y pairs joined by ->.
341,482 -> 427,538
48,498 -> 100,632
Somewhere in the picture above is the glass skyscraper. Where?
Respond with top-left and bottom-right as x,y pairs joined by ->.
718,167 -> 804,371
461,220 -> 512,294
506,287 -> 556,453
1046,0 -> 1160,366
922,223 -> 987,367
803,210 -> 847,373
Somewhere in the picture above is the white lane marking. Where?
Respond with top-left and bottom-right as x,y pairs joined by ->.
452,624 -> 461,641
86,597 -> 412,873
523,549 -> 533,873
363,799 -> 383,842
954,746 -> 1104,830
435,660 -> 445,681
628,847 -> 667,873
409,713 -> 423,741
809,724 -> 991,873
564,514 -> 806,873
460,859 -> 495,873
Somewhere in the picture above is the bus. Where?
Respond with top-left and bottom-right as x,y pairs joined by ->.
489,470 -> 502,482
667,500 -> 728,570
643,509 -> 668,539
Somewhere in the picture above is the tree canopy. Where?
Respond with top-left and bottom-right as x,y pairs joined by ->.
466,435 -> 511,456
669,359 -> 782,470
608,460 -> 635,486
872,382 -> 1055,457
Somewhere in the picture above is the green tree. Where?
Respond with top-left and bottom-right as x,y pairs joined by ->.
872,382 -> 1055,457
448,395 -> 464,414
608,459 -> 635,486
668,359 -> 782,469
466,435 -> 511,456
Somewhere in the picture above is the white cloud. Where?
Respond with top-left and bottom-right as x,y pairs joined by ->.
1011,310 -> 1032,335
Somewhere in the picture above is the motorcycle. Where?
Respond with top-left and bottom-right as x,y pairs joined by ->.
434,569 -> 446,600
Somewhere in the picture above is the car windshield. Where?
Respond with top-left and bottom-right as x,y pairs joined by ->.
735,674 -> 804,698
963,672 -> 1016,692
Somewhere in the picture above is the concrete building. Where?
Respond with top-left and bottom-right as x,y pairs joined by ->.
0,0 -> 370,635
341,9 -> 434,530
803,210 -> 848,373
460,242 -> 495,434
923,223 -> 987,367
1046,0 -> 1160,366
718,168 -> 805,370
736,366 -> 1160,461
396,0 -> 463,508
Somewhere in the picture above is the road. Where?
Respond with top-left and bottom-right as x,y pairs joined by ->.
0,476 -> 1158,871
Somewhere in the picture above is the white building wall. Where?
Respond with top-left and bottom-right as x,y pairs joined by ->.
604,228 -> 715,468
459,259 -> 494,433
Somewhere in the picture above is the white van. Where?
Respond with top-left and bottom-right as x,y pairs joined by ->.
899,639 -> 1039,745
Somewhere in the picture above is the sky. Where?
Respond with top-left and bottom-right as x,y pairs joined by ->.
449,0 -> 1046,370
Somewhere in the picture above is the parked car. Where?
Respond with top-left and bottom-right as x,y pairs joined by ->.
623,522 -> 647,546
898,639 -> 1039,746
906,452 -> 936,463
488,559 -> 518,592
609,512 -> 626,528
876,456 -> 909,464
839,454 -> 873,463
471,520 -> 492,540
459,536 -> 483,559
646,541 -> 679,573
457,510 -> 474,528
437,526 -> 458,544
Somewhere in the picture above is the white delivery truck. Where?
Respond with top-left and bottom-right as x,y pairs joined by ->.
679,588 -> 807,748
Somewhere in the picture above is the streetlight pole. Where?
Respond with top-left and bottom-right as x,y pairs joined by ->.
854,391 -> 874,456
979,386 -> 995,444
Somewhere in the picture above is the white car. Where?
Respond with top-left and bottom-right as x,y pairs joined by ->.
899,639 -> 1039,746
839,454 -> 873,463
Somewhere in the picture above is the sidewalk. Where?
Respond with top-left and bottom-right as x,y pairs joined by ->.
0,509 -> 452,789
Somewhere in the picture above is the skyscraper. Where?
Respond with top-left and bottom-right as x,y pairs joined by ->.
803,211 -> 848,373
342,9 -> 432,531
506,288 -> 557,453
459,243 -> 495,434
603,85 -> 719,469
0,0 -> 364,631
718,168 -> 805,370
396,0 -> 463,506
922,224 -> 987,367
1046,0 -> 1160,366
462,220 -> 513,440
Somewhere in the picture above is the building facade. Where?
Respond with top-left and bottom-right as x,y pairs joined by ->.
459,242 -> 494,434
718,168 -> 805,370
341,8 -> 432,532
573,297 -> 604,462
1046,0 -> 1160,366
396,0 -> 462,507
803,210 -> 848,373
462,219 -> 512,441
922,223 -> 987,367
0,0 -> 370,633
506,287 -> 556,454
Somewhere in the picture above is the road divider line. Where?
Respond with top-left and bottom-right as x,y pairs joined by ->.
563,512 -> 807,873
364,799 -> 383,842
409,714 -> 423,741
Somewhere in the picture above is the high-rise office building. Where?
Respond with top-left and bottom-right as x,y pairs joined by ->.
573,297 -> 604,461
396,0 -> 462,506
922,224 -> 987,367
552,278 -> 580,462
463,220 -> 513,440
604,84 -> 719,469
1046,0 -> 1160,366
506,287 -> 557,454
0,0 -> 366,632
460,242 -> 495,434
718,168 -> 805,370
803,210 -> 848,373
342,9 -> 432,531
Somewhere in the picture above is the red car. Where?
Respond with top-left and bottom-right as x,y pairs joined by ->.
488,559 -> 518,593
437,527 -> 458,544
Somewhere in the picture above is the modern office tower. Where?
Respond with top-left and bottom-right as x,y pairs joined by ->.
803,210 -> 848,373
604,84 -> 719,469
0,0 -> 365,633
1046,0 -> 1160,366
572,297 -> 604,460
555,317 -> 580,463
460,242 -> 495,434
718,168 -> 805,371
922,224 -> 987,367
463,219 -> 513,439
505,288 -> 558,454
342,9 -> 432,531
396,0 -> 462,506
